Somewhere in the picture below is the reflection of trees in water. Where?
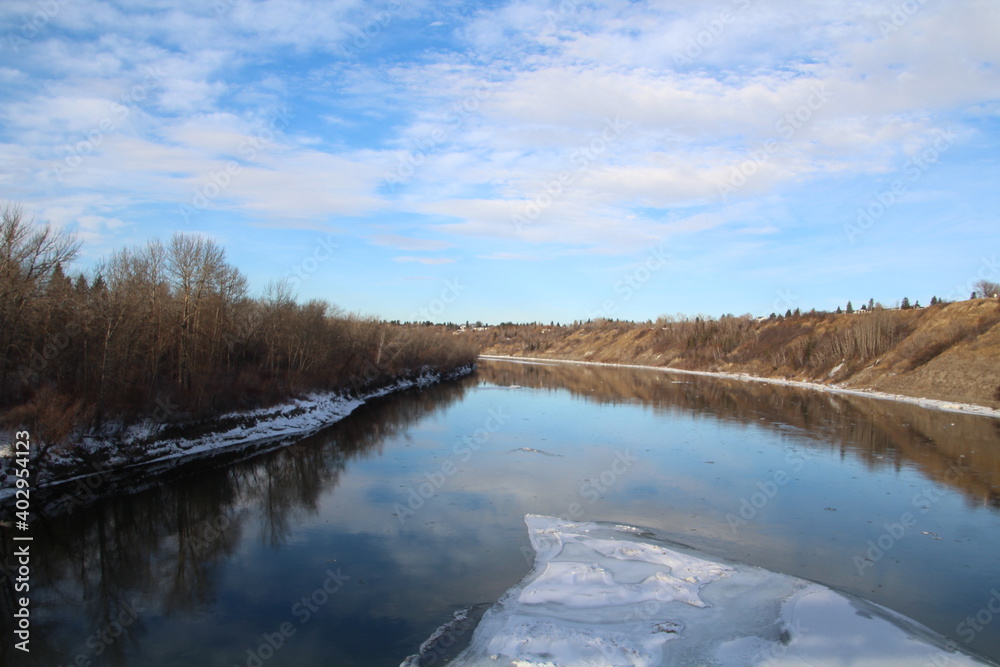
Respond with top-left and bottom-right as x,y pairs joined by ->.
480,360 -> 1000,509
1,377 -> 471,666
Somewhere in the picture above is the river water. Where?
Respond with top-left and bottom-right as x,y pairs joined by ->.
2,358 -> 999,666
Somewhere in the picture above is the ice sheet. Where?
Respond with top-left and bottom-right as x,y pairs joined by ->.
438,515 -> 994,667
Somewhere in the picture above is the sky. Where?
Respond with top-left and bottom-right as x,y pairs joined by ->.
1,0 -> 999,324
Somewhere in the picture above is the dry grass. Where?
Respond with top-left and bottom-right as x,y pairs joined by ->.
471,300 -> 1000,408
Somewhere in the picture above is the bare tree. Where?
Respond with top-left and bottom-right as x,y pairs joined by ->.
93,247 -> 150,415
0,203 -> 79,398
973,279 -> 1000,299
1,216 -> 477,443
167,234 -> 239,392
259,279 -> 296,375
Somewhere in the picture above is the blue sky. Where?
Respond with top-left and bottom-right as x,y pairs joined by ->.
1,0 -> 998,324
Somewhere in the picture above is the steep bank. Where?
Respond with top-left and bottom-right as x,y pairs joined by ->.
469,299 -> 1000,409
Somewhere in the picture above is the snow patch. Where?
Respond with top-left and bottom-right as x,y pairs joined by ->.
0,365 -> 476,506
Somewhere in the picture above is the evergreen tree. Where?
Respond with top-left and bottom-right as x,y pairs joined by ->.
901,297 -> 911,309
846,300 -> 854,314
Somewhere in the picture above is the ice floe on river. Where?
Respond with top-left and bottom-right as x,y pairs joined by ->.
422,515 -> 994,667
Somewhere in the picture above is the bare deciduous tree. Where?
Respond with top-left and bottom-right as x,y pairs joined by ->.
0,208 -> 477,445
973,279 -> 1000,299
0,203 -> 79,399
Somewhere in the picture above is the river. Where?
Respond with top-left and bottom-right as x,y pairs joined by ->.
2,358 -> 999,666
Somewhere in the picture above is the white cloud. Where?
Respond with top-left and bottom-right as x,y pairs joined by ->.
1,0 -> 997,270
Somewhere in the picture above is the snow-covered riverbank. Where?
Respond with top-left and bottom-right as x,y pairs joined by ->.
0,364 -> 476,507
480,355 -> 1000,419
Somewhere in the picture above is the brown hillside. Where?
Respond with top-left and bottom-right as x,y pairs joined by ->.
466,299 -> 1000,409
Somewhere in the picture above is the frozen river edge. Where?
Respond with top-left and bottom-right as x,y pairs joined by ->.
0,364 -> 476,509
479,355 -> 1000,419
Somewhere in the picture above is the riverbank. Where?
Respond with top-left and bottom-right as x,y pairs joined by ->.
0,364 -> 476,509
480,355 -> 1000,419
468,300 -> 1000,410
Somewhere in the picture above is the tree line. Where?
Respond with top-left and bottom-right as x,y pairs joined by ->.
0,204 -> 477,444
472,298 -> 1000,386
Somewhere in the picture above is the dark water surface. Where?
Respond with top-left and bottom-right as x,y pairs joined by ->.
3,358 -> 999,666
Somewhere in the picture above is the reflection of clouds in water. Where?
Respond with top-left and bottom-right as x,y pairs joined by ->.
312,392 -> 794,626
16,360 -> 1000,666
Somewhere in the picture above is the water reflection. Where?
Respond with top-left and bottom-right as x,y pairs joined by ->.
0,378 -> 475,667
3,362 -> 999,665
479,360 -> 1000,509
